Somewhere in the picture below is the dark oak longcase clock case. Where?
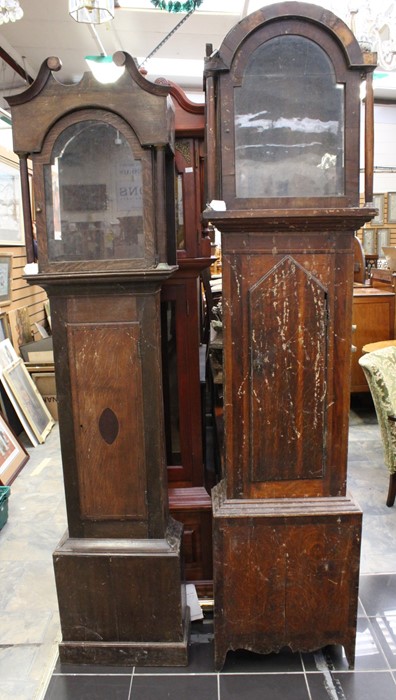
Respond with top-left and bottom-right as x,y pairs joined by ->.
7,53 -> 189,666
203,2 -> 377,670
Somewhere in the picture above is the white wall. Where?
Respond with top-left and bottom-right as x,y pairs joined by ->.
360,102 -> 396,195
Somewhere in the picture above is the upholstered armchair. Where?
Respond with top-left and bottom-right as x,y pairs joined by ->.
358,346 -> 396,507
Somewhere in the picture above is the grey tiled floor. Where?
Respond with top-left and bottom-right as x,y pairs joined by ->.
0,424 -> 66,700
0,393 -> 396,699
348,393 -> 396,575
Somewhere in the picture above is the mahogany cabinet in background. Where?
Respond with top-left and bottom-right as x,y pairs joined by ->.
351,287 -> 395,392
371,267 -> 396,330
158,80 -> 214,595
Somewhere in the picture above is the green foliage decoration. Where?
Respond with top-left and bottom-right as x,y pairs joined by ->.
150,1 -> 203,11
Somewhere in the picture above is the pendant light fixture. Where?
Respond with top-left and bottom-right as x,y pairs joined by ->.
69,0 -> 115,24
0,0 -> 23,25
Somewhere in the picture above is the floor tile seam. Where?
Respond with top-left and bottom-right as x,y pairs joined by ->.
357,598 -> 371,618
118,669 -> 309,677
357,600 -> 370,619
329,669 -> 396,675
300,652 -> 314,700
303,671 -> 314,700
210,670 -> 306,677
127,668 -> 134,700
360,571 -> 396,577
51,672 -> 134,677
303,668 -> 394,674
126,669 -> 229,679
133,671 -> 237,677
0,642 -> 45,648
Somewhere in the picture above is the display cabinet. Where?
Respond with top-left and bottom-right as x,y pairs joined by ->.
157,80 -> 214,594
351,287 -> 395,392
203,2 -> 377,669
7,53 -> 189,665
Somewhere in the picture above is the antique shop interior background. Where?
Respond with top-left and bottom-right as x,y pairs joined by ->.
1,2 -> 396,700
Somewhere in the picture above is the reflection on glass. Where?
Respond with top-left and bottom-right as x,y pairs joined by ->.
161,300 -> 181,465
44,121 -> 144,261
235,35 -> 344,198
175,173 -> 185,250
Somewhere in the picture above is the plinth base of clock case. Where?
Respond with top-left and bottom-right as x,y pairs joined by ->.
53,520 -> 190,667
212,480 -> 361,671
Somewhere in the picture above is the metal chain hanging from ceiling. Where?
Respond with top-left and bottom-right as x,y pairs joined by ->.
139,1 -> 203,67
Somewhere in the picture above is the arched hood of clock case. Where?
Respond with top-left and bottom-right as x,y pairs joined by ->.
6,51 -> 175,155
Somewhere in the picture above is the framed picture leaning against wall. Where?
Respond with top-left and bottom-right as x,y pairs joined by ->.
0,149 -> 25,246
0,412 -> 29,485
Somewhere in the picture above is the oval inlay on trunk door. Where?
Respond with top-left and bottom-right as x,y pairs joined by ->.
99,408 -> 119,444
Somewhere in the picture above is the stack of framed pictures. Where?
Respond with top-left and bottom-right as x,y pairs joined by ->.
0,413 -> 29,485
362,193 -> 396,260
0,339 -> 54,447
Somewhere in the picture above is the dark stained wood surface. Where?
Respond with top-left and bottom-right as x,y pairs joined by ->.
213,484 -> 361,670
168,487 -> 213,589
156,77 -> 205,138
212,480 -> 362,671
249,256 -> 327,483
54,520 -> 190,666
43,279 -> 175,540
68,321 -> 146,521
174,136 -> 210,260
213,2 -> 370,70
203,208 -> 378,232
160,102 -> 213,592
31,108 -> 158,275
7,53 -> 174,154
162,270 -> 209,488
10,53 -> 190,666
364,67 -> 376,204
215,225 -> 362,500
204,1 -> 375,670
204,3 -> 377,211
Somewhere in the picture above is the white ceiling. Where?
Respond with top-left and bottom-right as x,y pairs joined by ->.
0,0 -> 255,106
0,0 -> 396,111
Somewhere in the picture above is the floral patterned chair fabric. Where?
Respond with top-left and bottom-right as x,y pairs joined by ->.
359,346 -> 396,507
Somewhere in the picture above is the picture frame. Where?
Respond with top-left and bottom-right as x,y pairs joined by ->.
362,228 -> 377,255
1,359 -> 54,445
372,193 -> 385,225
0,150 -> 25,246
0,312 -> 10,343
388,192 -> 396,224
8,306 -> 31,352
0,412 -> 29,485
377,228 -> 391,258
0,338 -> 18,371
0,254 -> 12,305
31,372 -> 58,421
